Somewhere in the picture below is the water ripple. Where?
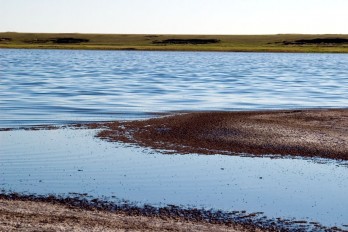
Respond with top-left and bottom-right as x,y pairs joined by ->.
1,49 -> 348,127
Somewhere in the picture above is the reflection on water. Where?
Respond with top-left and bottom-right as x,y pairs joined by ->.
1,49 -> 348,127
1,129 -> 347,229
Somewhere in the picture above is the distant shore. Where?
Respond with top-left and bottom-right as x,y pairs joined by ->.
1,32 -> 348,53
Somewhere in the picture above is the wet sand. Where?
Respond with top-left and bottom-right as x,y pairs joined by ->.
0,199 -> 251,232
0,193 -> 344,231
0,193 -> 274,232
94,109 -> 348,160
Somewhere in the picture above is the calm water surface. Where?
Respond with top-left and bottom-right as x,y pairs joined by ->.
1,49 -> 348,127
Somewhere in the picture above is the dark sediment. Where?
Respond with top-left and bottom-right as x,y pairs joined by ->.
94,109 -> 348,160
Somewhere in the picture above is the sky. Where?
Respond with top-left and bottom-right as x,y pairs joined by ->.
1,0 -> 348,35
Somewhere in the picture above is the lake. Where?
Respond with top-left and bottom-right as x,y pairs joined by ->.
1,49 -> 347,230
1,49 -> 348,127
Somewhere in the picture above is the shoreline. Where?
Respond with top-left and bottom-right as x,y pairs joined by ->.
0,193 -> 340,232
1,33 -> 348,53
2,45 -> 348,54
0,193 -> 276,232
0,198 -> 248,232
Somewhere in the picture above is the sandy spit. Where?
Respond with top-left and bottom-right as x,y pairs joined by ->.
94,109 -> 348,160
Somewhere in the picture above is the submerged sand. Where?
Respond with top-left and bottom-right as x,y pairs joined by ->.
94,109 -> 348,160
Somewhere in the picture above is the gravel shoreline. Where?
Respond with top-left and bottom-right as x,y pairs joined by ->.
1,193 -> 343,231
0,193 -> 275,232
0,198 -> 250,232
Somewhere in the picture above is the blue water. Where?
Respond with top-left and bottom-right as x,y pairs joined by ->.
1,49 -> 348,127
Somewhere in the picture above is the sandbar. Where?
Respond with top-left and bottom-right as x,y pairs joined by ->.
94,109 -> 348,160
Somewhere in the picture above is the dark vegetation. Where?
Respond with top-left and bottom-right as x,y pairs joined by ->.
153,38 -> 220,45
283,38 -> 348,45
53,38 -> 89,43
0,37 -> 12,42
24,37 -> 89,44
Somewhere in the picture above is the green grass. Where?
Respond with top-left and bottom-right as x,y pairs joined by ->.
1,32 -> 348,53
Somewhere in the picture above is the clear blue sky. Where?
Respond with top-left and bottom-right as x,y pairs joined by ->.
1,0 -> 348,34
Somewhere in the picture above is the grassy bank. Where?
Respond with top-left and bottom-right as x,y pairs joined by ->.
1,32 -> 348,53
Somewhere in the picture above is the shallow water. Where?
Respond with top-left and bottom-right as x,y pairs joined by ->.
1,129 -> 348,229
1,49 -> 348,127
